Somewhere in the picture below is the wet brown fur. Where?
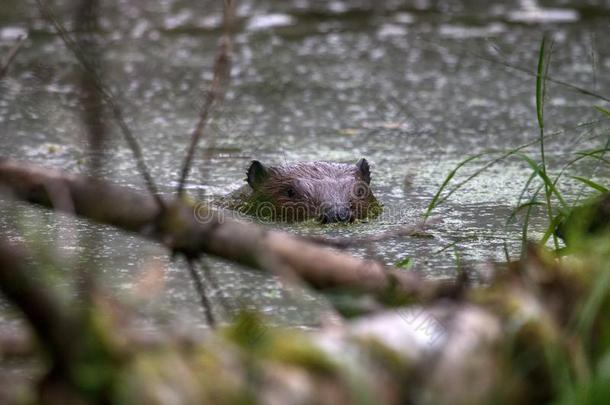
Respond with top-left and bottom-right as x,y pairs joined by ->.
246,160 -> 380,223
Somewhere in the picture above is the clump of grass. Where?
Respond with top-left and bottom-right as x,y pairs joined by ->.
424,35 -> 610,258
420,35 -> 610,404
535,35 -> 560,250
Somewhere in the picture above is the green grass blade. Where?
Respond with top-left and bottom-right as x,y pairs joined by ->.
517,153 -> 569,212
575,264 -> 610,338
576,147 -> 610,155
536,35 -> 547,130
424,153 -> 486,219
428,119 -> 607,215
516,200 -> 547,212
395,257 -> 413,270
521,202 -> 534,256
571,176 -> 608,193
505,171 -> 540,226
595,105 -> 610,117
539,213 -> 565,246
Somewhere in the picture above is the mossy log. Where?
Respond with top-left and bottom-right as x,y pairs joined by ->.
1,236 -> 608,404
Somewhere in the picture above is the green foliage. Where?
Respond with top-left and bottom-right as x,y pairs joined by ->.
571,176 -> 608,193
420,37 -> 610,402
594,106 -> 610,117
424,153 -> 486,219
225,311 -> 270,350
395,256 -> 413,270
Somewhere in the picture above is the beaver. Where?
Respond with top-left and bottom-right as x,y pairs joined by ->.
220,159 -> 382,223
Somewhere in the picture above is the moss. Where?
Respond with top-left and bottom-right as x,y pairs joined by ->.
359,337 -> 412,376
69,307 -> 126,400
191,345 -> 259,405
366,199 -> 384,220
224,312 -> 338,376
158,201 -> 192,236
224,311 -> 271,351
265,333 -> 339,376
112,348 -> 202,404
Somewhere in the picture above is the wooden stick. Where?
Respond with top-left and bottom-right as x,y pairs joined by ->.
0,158 -> 448,300
0,35 -> 26,79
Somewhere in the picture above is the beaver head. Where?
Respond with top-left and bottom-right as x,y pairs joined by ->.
245,159 -> 381,223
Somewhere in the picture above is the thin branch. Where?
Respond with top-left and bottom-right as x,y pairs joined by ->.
186,259 -> 216,327
0,34 -> 26,79
176,0 -> 235,195
419,37 -> 610,103
75,0 -> 105,177
74,0 -> 105,301
0,238 -> 79,377
35,0 -> 165,211
0,159 -> 449,301
304,219 -> 438,249
200,258 -> 231,315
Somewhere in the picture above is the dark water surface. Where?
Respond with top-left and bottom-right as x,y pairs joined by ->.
1,0 -> 610,328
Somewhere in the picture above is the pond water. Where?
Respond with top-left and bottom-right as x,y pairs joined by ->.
1,0 -> 609,329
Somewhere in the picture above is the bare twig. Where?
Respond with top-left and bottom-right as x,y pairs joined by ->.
420,37 -> 610,103
304,219 -> 438,249
75,0 -> 106,177
0,238 -> 79,377
200,258 -> 232,315
176,0 -> 235,195
0,34 -> 26,79
186,259 -> 216,327
72,0 -> 107,302
35,0 -> 165,211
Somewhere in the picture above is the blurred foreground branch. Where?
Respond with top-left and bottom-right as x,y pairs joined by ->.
0,232 -> 604,404
0,158 -> 447,301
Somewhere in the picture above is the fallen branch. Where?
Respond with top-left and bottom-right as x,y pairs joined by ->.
0,158 -> 447,300
1,235 -> 593,404
0,235 -> 496,404
0,239 -> 80,379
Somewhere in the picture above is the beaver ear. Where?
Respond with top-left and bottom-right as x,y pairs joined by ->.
247,160 -> 269,189
355,158 -> 371,184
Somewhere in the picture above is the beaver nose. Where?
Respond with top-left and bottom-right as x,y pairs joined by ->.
321,206 -> 353,223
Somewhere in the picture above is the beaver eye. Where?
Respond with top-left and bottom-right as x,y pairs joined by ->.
284,186 -> 297,199
353,185 -> 367,198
